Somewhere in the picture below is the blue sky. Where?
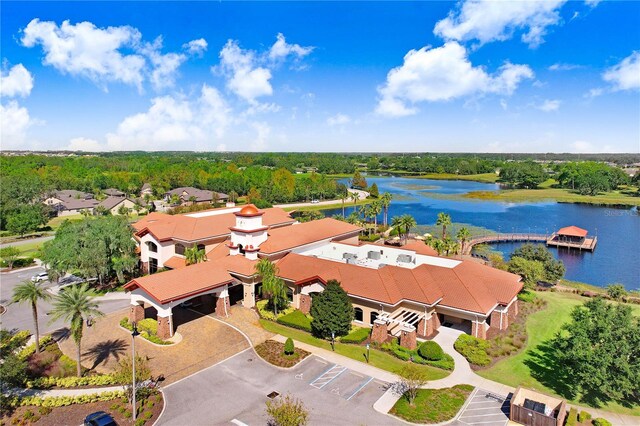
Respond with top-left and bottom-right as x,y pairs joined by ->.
1,1 -> 639,153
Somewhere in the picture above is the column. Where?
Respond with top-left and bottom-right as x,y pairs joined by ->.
157,314 -> 173,339
399,326 -> 417,350
129,302 -> 144,324
371,319 -> 388,343
299,294 -> 312,314
472,320 -> 487,339
216,294 -> 230,318
243,283 -> 256,308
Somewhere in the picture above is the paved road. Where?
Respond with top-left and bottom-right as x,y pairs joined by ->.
0,266 -> 130,334
274,188 -> 369,209
158,350 -> 399,426
0,235 -> 53,248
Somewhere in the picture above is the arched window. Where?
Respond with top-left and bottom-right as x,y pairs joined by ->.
175,244 -> 186,256
146,241 -> 158,253
354,307 -> 363,322
238,244 -> 245,255
370,311 -> 378,325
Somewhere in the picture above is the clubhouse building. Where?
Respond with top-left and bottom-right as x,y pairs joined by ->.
125,205 -> 522,348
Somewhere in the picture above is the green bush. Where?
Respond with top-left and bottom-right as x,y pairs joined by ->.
256,300 -> 294,321
140,331 -> 172,345
566,408 -> 578,426
27,374 -> 120,389
11,330 -> 31,346
340,327 -> 371,344
517,290 -> 536,303
284,338 -> 295,355
18,335 -> 54,360
380,339 -> 454,370
8,391 -> 125,408
592,418 -> 612,426
418,341 -> 444,361
277,310 -> 312,332
120,317 -> 133,330
578,411 -> 592,423
137,318 -> 158,335
454,335 -> 490,366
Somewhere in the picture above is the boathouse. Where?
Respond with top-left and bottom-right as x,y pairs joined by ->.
547,226 -> 597,251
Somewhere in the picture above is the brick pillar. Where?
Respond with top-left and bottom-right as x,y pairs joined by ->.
157,315 -> 172,339
417,317 -> 427,338
141,262 -> 149,274
472,320 -> 487,339
371,319 -> 388,343
129,303 -> 144,323
299,294 -> 312,314
400,326 -> 417,350
216,295 -> 230,317
510,300 -> 519,319
433,313 -> 441,329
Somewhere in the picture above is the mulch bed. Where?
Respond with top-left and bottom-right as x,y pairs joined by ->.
2,393 -> 164,426
255,340 -> 310,368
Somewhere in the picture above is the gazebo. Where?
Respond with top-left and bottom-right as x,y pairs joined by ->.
556,226 -> 588,244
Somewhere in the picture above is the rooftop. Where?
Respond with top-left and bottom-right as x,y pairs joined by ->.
557,225 -> 588,237
259,218 -> 362,254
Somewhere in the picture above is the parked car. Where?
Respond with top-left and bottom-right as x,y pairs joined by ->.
31,272 -> 48,283
311,199 -> 319,204
84,411 -> 117,426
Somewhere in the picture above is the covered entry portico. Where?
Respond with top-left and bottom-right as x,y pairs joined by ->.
124,261 -> 237,339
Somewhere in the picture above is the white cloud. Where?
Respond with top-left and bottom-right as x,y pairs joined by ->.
536,99 -> 561,112
585,0 -> 602,7
21,19 -> 146,90
65,137 -> 103,152
375,42 -> 533,117
0,63 -> 34,98
584,88 -> 603,98
215,143 -> 227,152
499,99 -> 508,110
327,113 -> 351,126
0,101 -> 36,148
548,63 -> 582,71
268,33 -> 313,62
183,38 -> 208,56
106,84 -> 231,150
250,122 -> 270,151
140,37 -> 187,90
217,39 -> 273,103
434,0 -> 566,48
602,51 -> 640,91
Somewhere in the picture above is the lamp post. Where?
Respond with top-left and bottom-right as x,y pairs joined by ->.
331,331 -> 335,352
131,322 -> 140,422
366,343 -> 370,363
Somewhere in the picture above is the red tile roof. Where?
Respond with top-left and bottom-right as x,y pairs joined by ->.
163,256 -> 187,270
133,207 -> 295,242
275,253 -> 521,314
402,240 -> 439,256
557,226 -> 588,237
259,218 -> 362,254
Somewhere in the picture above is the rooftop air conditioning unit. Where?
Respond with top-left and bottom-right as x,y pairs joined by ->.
368,251 -> 381,260
397,254 -> 413,263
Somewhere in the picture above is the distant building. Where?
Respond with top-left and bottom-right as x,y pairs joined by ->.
510,387 -> 566,426
164,187 -> 228,206
103,188 -> 125,197
98,196 -> 139,215
44,190 -> 99,216
140,183 -> 153,197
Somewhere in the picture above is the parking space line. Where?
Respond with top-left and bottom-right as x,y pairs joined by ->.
464,407 -> 504,411
460,421 -> 508,425
460,413 -> 507,417
310,364 -> 338,385
345,376 -> 373,401
309,365 -> 348,389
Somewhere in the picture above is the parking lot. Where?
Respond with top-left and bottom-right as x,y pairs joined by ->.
158,350 -> 398,425
453,388 -> 510,426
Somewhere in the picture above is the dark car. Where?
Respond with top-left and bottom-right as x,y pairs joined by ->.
84,411 -> 117,426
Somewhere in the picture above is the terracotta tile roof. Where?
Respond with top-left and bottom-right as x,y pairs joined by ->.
557,225 -> 588,237
259,218 -> 362,254
163,256 -> 187,270
275,253 -> 521,314
402,240 -> 439,256
124,261 -> 233,304
132,207 -> 295,242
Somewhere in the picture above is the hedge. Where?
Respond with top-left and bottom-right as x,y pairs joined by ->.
592,418 -> 612,426
277,310 -> 312,332
418,341 -> 444,361
566,408 -> 578,426
454,334 -> 491,366
340,327 -> 371,344
578,411 -> 592,423
8,391 -> 126,408
26,374 -> 120,389
256,300 -> 294,321
381,339 -> 454,370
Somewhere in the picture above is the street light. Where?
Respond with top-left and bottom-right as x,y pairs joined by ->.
131,322 -> 140,422
366,343 -> 370,363
331,331 -> 335,352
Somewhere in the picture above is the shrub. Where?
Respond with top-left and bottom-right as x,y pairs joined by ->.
566,408 -> 578,426
517,290 -> 536,303
284,338 -> 295,355
340,327 -> 371,344
10,391 -> 126,408
137,318 -> 158,335
27,374 -> 119,388
578,411 -> 592,423
256,300 -> 294,321
418,341 -> 444,361
277,310 -> 312,332
454,335 -> 490,366
38,406 -> 52,415
18,335 -> 53,360
592,418 -> 612,426
380,339 -> 454,370
120,317 -> 133,330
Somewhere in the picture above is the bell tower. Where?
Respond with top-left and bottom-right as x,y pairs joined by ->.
228,205 -> 268,260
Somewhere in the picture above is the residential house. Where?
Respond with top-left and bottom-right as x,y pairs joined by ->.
164,187 -> 229,206
103,188 -> 125,197
140,183 -> 153,198
44,190 -> 99,216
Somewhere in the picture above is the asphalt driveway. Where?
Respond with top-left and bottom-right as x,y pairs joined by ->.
158,349 -> 401,425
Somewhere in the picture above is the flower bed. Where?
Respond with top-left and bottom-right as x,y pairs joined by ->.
390,385 -> 474,424
255,340 -> 310,368
255,299 -> 294,321
380,339 -> 455,371
120,318 -> 172,345
26,374 -> 120,389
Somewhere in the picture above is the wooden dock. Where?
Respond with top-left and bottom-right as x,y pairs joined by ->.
463,232 -> 597,254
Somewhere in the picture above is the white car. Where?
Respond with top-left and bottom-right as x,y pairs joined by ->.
311,199 -> 319,204
31,272 -> 49,283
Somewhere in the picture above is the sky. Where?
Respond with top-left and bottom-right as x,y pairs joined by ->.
1,1 -> 639,153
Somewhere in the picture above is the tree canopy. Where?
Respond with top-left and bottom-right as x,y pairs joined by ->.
510,243 -> 565,282
498,161 -> 546,189
310,280 -> 353,338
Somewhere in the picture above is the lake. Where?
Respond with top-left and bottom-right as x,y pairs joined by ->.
323,177 -> 640,290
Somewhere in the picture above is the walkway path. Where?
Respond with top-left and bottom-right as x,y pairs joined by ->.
212,305 -> 274,346
0,235 -> 53,248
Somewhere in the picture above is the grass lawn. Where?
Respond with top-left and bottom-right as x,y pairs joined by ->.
46,214 -> 84,230
478,291 -> 640,415
415,173 -> 499,183
463,186 -> 640,206
390,385 -> 474,423
259,320 -> 450,380
15,240 -> 45,258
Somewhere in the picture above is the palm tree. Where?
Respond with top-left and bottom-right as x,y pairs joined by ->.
255,257 -> 278,279
11,280 -> 51,355
391,215 -> 404,240
456,227 -> 471,254
380,192 -> 393,227
254,259 -> 286,315
400,214 -> 417,244
349,191 -> 359,207
185,246 -> 207,265
370,200 -> 382,232
341,192 -> 348,218
436,212 -> 452,239
49,283 -> 103,376
430,239 -> 446,256
443,237 -> 459,256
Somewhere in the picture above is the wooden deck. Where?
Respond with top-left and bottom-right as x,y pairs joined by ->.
463,233 -> 597,254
